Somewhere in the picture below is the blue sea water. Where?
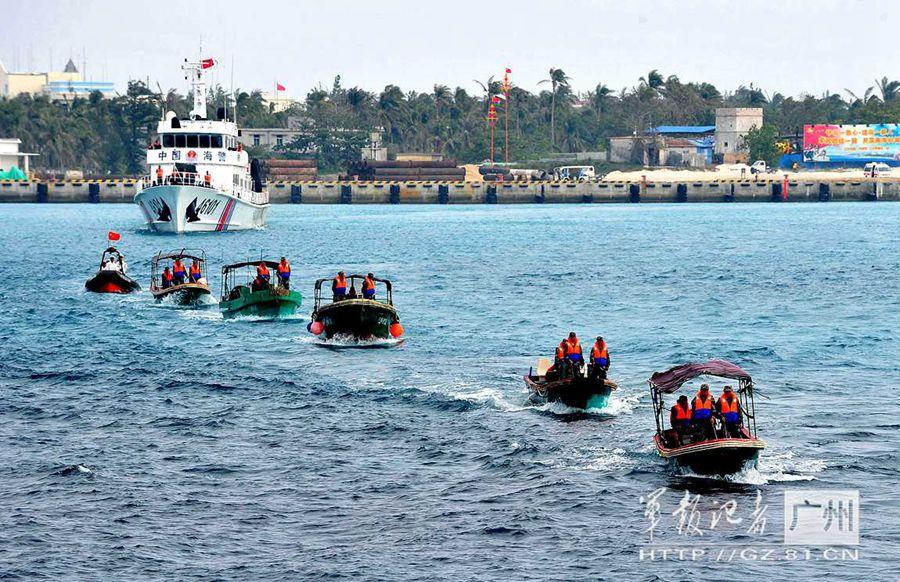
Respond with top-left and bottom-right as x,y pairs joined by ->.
0,202 -> 897,580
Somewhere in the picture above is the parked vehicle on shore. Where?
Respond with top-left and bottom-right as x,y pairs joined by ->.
553,165 -> 596,181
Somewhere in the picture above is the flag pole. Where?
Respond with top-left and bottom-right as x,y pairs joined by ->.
504,69 -> 510,164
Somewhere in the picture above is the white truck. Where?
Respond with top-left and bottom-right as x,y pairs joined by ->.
717,160 -> 774,175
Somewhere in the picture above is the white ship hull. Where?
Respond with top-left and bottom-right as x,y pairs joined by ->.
134,185 -> 268,233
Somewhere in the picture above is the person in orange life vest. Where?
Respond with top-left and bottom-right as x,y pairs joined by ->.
718,385 -> 741,437
172,258 -> 187,285
589,336 -> 610,380
563,332 -> 583,376
670,394 -> 692,445
332,271 -> 348,300
692,384 -> 716,440
554,341 -> 566,365
362,273 -> 376,299
277,257 -> 291,289
256,262 -> 270,282
189,260 -> 202,283
670,394 -> 691,428
204,171 -> 212,187
161,266 -> 174,289
155,166 -> 164,185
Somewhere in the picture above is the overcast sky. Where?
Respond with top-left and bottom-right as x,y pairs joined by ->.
4,0 -> 897,100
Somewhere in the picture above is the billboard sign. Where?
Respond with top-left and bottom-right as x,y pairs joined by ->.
803,124 -> 900,163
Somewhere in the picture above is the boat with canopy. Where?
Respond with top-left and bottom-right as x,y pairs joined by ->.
649,359 -> 765,475
85,247 -> 140,294
150,249 -> 211,305
219,259 -> 302,319
308,275 -> 403,341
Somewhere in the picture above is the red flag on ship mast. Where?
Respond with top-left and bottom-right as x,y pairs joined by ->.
201,58 -> 216,69
276,82 -> 286,91
107,231 -> 121,242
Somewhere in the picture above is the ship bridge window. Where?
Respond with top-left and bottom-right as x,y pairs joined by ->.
199,134 -> 211,148
211,135 -> 223,148
186,134 -> 199,148
175,134 -> 186,148
162,134 -> 174,148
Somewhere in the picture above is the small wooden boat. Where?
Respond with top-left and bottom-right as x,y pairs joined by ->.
649,360 -> 766,476
149,249 -> 211,306
309,275 -> 402,341
85,247 -> 140,294
524,357 -> 617,409
219,259 -> 302,319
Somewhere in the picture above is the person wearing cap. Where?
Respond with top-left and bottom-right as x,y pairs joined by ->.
589,336 -> 610,381
718,385 -> 741,437
692,384 -> 716,440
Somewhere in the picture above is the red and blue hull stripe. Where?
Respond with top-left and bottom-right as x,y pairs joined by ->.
216,199 -> 236,231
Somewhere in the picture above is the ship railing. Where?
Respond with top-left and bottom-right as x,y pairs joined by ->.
139,174 -> 269,205
139,172 -> 221,191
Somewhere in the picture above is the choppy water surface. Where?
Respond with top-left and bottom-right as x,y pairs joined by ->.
0,203 -> 897,580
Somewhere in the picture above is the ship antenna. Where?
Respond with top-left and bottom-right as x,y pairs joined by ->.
231,54 -> 236,125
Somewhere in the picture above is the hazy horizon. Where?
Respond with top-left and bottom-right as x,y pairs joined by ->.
3,0 -> 898,100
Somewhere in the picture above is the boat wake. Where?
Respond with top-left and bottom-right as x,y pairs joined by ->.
150,294 -> 217,309
311,335 -> 404,349
672,450 -> 826,485
222,313 -> 308,324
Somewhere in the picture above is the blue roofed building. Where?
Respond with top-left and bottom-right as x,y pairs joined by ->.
609,125 -> 717,166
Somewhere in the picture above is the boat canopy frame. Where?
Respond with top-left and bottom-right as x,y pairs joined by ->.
151,248 -> 207,290
312,274 -> 394,311
220,259 -> 287,299
648,360 -> 759,440
99,246 -> 125,269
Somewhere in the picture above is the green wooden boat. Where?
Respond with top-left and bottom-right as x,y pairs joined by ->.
219,260 -> 302,319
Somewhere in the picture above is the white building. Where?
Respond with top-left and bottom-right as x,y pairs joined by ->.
0,58 -> 115,100
715,108 -> 763,162
0,138 -> 38,175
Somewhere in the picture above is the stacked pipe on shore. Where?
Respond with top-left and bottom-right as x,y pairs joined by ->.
264,159 -> 318,181
348,160 -> 466,181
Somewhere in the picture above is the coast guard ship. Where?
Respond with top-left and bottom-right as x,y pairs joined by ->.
134,58 -> 268,233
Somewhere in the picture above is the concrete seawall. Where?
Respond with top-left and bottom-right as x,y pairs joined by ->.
1,178 -> 898,203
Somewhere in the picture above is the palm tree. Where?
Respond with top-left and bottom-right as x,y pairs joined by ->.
639,69 -> 664,91
590,83 -> 613,114
875,77 -> 899,102
538,68 -> 570,147
378,85 -> 406,144
347,87 -> 373,117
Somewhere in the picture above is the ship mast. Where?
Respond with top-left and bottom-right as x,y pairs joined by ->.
182,59 -> 207,120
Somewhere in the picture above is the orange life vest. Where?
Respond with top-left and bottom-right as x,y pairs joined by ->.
693,395 -> 713,411
257,264 -> 270,277
566,338 -> 582,356
162,270 -> 173,282
334,274 -> 347,288
591,342 -> 609,360
672,403 -> 691,421
189,263 -> 201,276
277,261 -> 290,275
156,166 -> 163,178
204,172 -> 211,184
173,260 -> 185,275
719,395 -> 739,414
555,345 -> 565,360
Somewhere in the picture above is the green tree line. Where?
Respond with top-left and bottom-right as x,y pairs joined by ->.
1,70 -> 898,175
